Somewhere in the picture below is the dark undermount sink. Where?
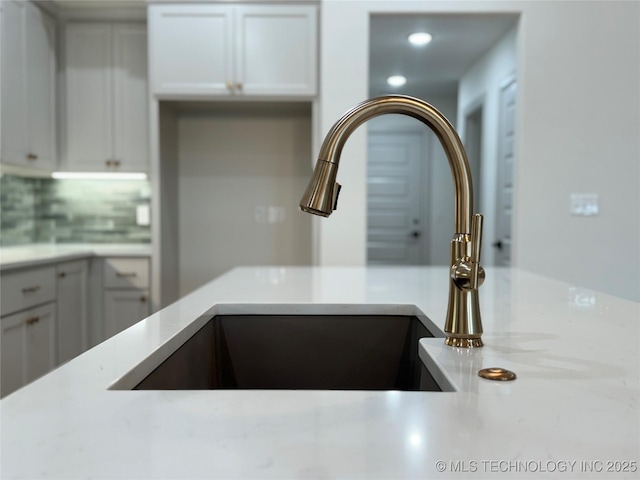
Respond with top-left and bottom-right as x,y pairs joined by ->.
122,306 -> 451,392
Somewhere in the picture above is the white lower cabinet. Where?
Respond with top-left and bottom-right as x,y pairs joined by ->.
1,265 -> 57,398
104,290 -> 150,340
1,303 -> 56,397
0,255 -> 150,398
102,257 -> 150,340
56,260 -> 88,364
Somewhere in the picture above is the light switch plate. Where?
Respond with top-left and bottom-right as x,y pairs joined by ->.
136,204 -> 150,226
570,193 -> 599,216
267,206 -> 285,224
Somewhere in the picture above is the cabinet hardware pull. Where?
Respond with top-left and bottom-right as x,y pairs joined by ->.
226,81 -> 233,90
114,160 -> 121,167
26,317 -> 39,325
140,296 -> 146,303
59,272 -> 67,278
106,160 -> 113,167
236,82 -> 243,91
22,285 -> 41,294
27,153 -> 38,160
116,272 -> 137,277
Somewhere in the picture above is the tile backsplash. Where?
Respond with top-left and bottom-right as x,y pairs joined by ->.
0,175 -> 151,246
0,175 -> 37,246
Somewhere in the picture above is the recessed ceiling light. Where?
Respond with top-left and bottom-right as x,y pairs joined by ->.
408,32 -> 433,46
387,75 -> 407,87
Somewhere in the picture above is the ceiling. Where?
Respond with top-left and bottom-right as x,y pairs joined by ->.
370,14 -> 519,97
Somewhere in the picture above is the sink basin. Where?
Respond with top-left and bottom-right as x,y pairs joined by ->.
110,305 -> 453,392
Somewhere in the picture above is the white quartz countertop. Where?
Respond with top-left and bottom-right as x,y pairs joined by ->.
1,266 -> 638,479
0,243 -> 152,270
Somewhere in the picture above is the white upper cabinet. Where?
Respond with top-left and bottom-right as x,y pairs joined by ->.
64,22 -> 148,172
1,0 -> 56,172
113,24 -> 150,166
149,4 -> 317,98
234,6 -> 317,96
64,23 -> 113,170
149,5 -> 232,96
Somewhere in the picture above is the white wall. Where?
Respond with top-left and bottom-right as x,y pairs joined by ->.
320,0 -> 640,301
516,1 -> 639,301
177,104 -> 312,296
317,1 -> 369,266
457,24 -> 518,267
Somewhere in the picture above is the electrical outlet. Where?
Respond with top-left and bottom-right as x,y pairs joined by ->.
570,194 -> 599,216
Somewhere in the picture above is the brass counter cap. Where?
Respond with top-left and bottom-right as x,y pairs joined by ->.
478,367 -> 517,381
445,337 -> 483,348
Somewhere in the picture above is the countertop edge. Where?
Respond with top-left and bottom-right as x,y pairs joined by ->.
0,244 -> 152,271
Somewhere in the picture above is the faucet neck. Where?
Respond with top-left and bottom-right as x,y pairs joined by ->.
319,95 -> 474,234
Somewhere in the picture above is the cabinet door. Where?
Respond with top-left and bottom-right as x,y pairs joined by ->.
149,5 -> 233,96
235,6 -> 317,96
25,2 -> 56,170
1,303 -> 56,398
65,23 -> 113,170
113,23 -> 148,172
103,289 -> 150,340
1,0 -> 28,165
1,309 -> 25,397
56,260 -> 88,364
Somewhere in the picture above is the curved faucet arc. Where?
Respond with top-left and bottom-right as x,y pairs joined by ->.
316,95 -> 473,234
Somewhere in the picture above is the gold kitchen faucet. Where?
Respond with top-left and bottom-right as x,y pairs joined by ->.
300,95 -> 485,347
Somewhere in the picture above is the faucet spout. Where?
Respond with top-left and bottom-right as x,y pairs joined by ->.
300,95 -> 486,348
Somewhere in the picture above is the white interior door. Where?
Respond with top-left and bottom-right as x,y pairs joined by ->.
367,131 -> 424,264
495,77 -> 517,266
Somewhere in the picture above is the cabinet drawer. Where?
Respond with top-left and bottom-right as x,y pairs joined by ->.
1,266 -> 56,317
103,258 -> 149,289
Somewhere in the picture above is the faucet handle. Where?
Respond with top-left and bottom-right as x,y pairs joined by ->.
471,213 -> 483,264
470,214 -> 483,289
